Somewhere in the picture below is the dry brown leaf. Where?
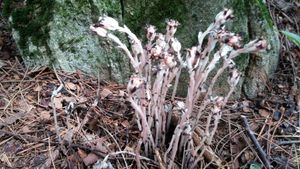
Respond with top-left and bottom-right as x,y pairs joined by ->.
96,138 -> 109,154
53,97 -> 63,109
13,74 -> 20,80
16,100 -> 35,113
63,129 -> 74,143
83,153 -> 99,166
242,101 -> 252,113
63,96 -> 76,103
0,153 -> 12,167
34,85 -> 42,92
121,120 -> 130,128
100,88 -> 113,99
40,110 -> 51,120
0,112 -> 25,127
41,149 -> 60,168
20,126 -> 31,133
77,148 -> 88,159
259,109 -> 271,118
78,97 -> 88,103
65,82 -> 77,91
124,146 -> 134,152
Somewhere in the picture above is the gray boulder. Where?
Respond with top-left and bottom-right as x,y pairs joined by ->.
5,0 -> 130,83
5,0 -> 279,98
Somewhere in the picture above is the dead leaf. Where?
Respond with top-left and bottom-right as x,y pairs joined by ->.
40,111 -> 51,120
96,138 -> 109,154
77,148 -> 88,159
41,149 -> 60,168
0,153 -> 12,167
20,126 -> 31,133
124,146 -> 134,152
0,59 -> 5,68
78,97 -> 88,103
83,153 -> 99,166
0,112 -> 25,127
63,129 -> 74,143
13,74 -> 20,80
242,101 -> 252,113
16,100 -> 35,113
121,120 -> 130,128
34,85 -> 42,92
65,82 -> 77,91
63,96 -> 76,103
53,97 -> 63,109
259,109 -> 271,118
100,88 -> 113,99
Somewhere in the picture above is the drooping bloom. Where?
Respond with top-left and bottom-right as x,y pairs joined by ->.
146,25 -> 157,42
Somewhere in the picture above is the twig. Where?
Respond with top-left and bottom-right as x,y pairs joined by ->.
48,137 -> 57,169
278,140 -> 300,145
241,115 -> 271,169
99,125 -> 129,169
51,84 -> 64,143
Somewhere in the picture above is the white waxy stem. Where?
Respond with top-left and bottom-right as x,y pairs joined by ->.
171,38 -> 181,53
164,54 -> 177,68
228,69 -> 240,87
127,76 -> 145,94
146,25 -> 156,41
90,25 -> 107,37
98,16 -> 120,31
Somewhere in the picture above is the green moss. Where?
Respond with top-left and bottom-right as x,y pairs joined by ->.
2,0 -> 11,18
8,0 -> 55,60
125,0 -> 188,37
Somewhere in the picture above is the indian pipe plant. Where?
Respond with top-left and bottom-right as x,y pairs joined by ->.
90,8 -> 267,169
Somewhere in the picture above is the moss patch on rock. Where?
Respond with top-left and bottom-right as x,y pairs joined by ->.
4,0 -> 55,62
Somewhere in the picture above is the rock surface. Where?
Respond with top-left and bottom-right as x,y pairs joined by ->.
5,0 -> 130,83
5,0 -> 280,98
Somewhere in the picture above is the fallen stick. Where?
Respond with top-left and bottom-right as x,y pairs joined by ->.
241,115 -> 271,169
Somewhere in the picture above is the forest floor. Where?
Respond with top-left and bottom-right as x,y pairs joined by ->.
1,1 -> 300,169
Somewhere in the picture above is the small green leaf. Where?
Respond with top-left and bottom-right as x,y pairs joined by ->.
282,31 -> 300,48
250,163 -> 262,169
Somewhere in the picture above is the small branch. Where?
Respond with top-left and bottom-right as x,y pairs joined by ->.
51,84 -> 64,143
241,115 -> 271,169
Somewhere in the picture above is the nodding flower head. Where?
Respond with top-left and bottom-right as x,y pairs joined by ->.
170,38 -> 182,53
166,19 -> 180,37
187,47 -> 201,69
127,75 -> 145,94
90,25 -> 107,37
97,16 -> 119,31
217,31 -> 242,49
243,38 -> 268,52
146,25 -> 156,41
150,45 -> 163,59
214,8 -> 234,26
163,53 -> 177,68
255,38 -> 268,50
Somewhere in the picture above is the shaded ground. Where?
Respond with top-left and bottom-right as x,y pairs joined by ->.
0,1 -> 300,169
